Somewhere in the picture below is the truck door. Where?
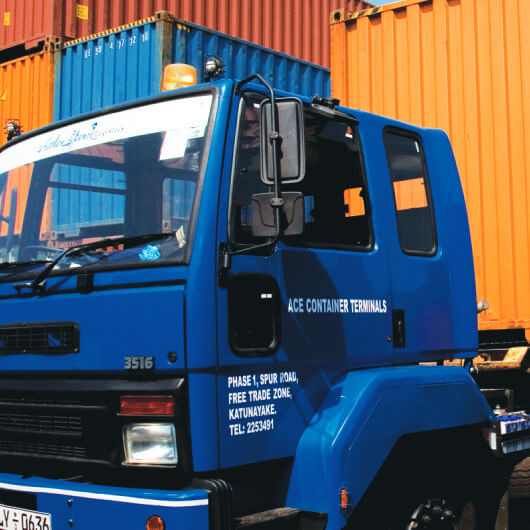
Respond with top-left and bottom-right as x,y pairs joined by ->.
215,93 -> 394,467
382,127 -> 472,362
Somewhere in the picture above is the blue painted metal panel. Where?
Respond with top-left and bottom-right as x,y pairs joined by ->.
54,18 -> 330,122
0,473 -> 209,530
0,279 -> 187,372
173,21 -> 330,98
285,365 -> 493,530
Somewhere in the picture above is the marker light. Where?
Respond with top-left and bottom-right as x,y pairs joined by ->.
146,515 -> 165,530
340,488 -> 350,512
120,395 -> 175,416
123,423 -> 178,465
204,55 -> 224,81
161,63 -> 197,91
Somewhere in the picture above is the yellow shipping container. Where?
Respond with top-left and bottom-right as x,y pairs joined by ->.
330,0 -> 530,338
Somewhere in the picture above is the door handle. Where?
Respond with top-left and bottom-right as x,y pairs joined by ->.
392,309 -> 406,348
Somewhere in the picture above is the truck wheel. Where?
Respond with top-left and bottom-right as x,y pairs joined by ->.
346,432 -> 502,530
404,496 -> 478,529
508,456 -> 530,498
346,472 -> 490,529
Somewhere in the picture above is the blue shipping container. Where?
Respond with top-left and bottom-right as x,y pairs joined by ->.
50,13 -> 330,232
53,13 -> 331,122
174,21 -> 330,99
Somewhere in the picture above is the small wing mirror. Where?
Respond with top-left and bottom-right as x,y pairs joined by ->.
251,192 -> 304,237
1,187 -> 17,252
260,98 -> 305,185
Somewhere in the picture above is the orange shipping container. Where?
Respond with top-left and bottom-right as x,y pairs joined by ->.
0,51 -> 54,144
330,0 -> 530,337
0,0 -> 372,67
0,51 -> 54,237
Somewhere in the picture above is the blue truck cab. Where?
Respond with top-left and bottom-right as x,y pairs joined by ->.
0,69 -> 505,529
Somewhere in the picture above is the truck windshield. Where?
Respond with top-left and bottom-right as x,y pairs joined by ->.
0,93 -> 213,274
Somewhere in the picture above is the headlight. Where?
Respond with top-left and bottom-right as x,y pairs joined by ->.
123,423 -> 178,466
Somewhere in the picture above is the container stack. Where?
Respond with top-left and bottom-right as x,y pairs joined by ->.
0,0 -> 373,145
0,0 -> 372,66
53,13 -> 332,122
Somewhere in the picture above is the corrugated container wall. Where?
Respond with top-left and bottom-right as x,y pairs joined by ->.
0,0 -> 86,53
53,13 -> 173,121
0,51 -> 54,143
175,22 -> 330,98
0,51 -> 55,236
54,14 -> 330,121
330,0 -> 530,336
0,0 -> 372,67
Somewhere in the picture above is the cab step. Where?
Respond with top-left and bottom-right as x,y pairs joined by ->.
235,508 -> 327,530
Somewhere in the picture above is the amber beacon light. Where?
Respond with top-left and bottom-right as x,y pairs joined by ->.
161,64 -> 197,91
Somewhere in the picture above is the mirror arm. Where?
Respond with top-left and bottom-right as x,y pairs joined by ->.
221,230 -> 281,261
235,72 -> 284,233
218,233 -> 281,286
4,188 -> 17,253
235,74 -> 274,96
220,74 -> 291,284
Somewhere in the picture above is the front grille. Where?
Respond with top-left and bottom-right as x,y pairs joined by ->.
0,378 -> 187,480
0,322 -> 79,354
0,440 -> 87,459
0,393 -> 116,466
0,411 -> 83,434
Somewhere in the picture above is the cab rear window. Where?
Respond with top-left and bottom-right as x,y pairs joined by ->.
384,130 -> 437,255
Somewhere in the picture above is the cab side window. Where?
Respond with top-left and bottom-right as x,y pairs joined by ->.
384,130 -> 437,255
285,114 -> 371,249
231,96 -> 268,245
231,98 -> 372,250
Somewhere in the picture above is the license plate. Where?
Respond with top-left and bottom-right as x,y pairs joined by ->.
0,504 -> 51,530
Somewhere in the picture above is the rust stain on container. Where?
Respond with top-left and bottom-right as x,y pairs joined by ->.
330,0 -> 530,334
0,0 -> 372,66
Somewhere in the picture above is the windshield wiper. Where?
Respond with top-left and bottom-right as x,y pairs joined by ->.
0,259 -> 52,270
13,233 -> 172,294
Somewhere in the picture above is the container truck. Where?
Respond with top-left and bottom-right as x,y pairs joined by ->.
0,59 -> 524,529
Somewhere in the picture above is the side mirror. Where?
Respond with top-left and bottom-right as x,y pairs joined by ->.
260,98 -> 305,185
2,187 -> 17,252
251,192 -> 304,237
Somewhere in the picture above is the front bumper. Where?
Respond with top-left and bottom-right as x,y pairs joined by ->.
0,473 -> 209,529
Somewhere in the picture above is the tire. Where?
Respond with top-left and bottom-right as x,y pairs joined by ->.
508,456 -> 530,498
